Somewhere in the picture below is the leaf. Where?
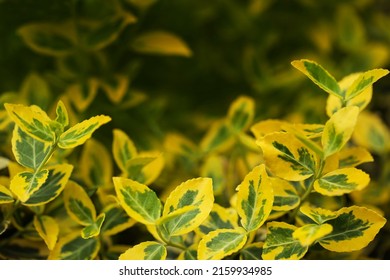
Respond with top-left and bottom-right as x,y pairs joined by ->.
227,96 -> 255,132
322,106 -> 359,158
100,204 -> 136,236
17,21 -> 76,56
200,120 -> 234,153
293,224 -> 333,246
314,167 -> 370,196
338,147 -> 373,168
4,103 -> 55,143
198,228 -> 247,260
49,232 -> 100,260
20,73 -> 51,110
299,204 -> 338,224
200,155 -> 226,195
119,241 -> 167,260
128,151 -> 164,185
81,213 -> 106,239
113,177 -> 162,225
33,215 -> 59,250
112,129 -> 137,173
262,222 -> 308,260
24,164 -> 73,206
131,31 -> 192,57
291,59 -> 342,98
250,119 -> 287,139
319,206 -> 386,252
158,177 -> 214,236
240,242 -> 263,260
58,115 -> 111,149
271,177 -> 300,211
198,204 -> 238,235
63,181 -> 96,226
0,184 -> 14,204
101,75 -> 129,104
10,169 -> 49,202
55,100 -> 69,128
257,132 -> 317,181
66,79 -> 99,112
236,165 -> 273,232
12,126 -> 51,170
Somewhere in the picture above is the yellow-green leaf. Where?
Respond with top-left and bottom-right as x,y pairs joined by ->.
198,204 -> 238,236
200,155 -> 226,195
33,215 -> 59,250
10,169 -> 49,202
66,79 -> 99,112
338,147 -> 373,168
64,181 -> 96,226
81,213 -> 106,239
271,177 -> 300,211
4,103 -> 55,143
299,204 -> 338,224
293,224 -> 333,246
131,31 -> 192,57
200,120 -> 234,153
119,241 -> 167,260
113,177 -> 162,225
112,129 -> 137,173
319,206 -> 386,252
227,96 -> 255,132
20,73 -> 51,110
100,204 -> 136,236
126,151 -> 164,185
24,164 -> 73,206
58,115 -> 111,149
257,132 -> 317,181
0,184 -> 14,204
101,75 -> 129,104
262,222 -> 308,260
251,119 -> 287,139
198,228 -> 247,260
314,167 -> 370,196
291,59 -> 342,98
236,165 -> 273,232
55,100 -> 69,128
322,106 -> 359,158
240,242 -> 264,260
158,177 -> 214,236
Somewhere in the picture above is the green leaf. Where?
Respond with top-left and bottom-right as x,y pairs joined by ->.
291,59 -> 342,98
240,242 -> 263,260
236,164 -> 273,232
100,204 -> 136,236
293,224 -> 333,246
119,241 -> 167,260
257,132 -> 317,181
319,206 -> 386,252
0,184 -> 14,204
112,129 -> 138,173
10,169 -> 49,202
198,228 -> 247,260
227,96 -> 255,132
24,164 -> 73,206
262,222 -> 308,260
299,204 -> 338,224
314,167 -> 370,196
271,177 -> 300,211
113,177 -> 162,225
81,213 -> 106,239
33,215 -> 59,250
58,115 -> 111,149
198,204 -> 238,235
322,106 -> 359,158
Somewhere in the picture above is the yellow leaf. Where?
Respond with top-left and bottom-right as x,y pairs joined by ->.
250,119 -> 287,139
10,169 -> 49,202
293,224 -> 333,246
112,129 -> 137,173
66,79 -> 99,112
137,151 -> 165,185
0,184 -> 14,204
100,75 -> 129,104
33,215 -> 59,250
227,95 -> 255,132
338,146 -> 373,168
271,177 -> 300,211
119,241 -> 166,260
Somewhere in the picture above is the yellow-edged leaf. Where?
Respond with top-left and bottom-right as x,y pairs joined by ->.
10,169 -> 49,202
33,215 -> 59,250
236,164 -> 273,232
293,224 -> 333,246
58,115 -> 111,149
227,96 -> 255,132
197,203 -> 239,236
200,155 -> 226,195
250,119 -> 287,139
240,242 -> 264,260
66,79 -> 99,112
0,184 -> 14,204
136,151 -> 164,185
271,177 -> 300,211
299,204 -> 338,224
100,204 -> 136,236
200,120 -> 234,153
81,213 -> 106,239
338,147 -> 373,168
119,241 -> 166,260
55,100 -> 69,128
112,129 -> 137,173
101,75 -> 129,103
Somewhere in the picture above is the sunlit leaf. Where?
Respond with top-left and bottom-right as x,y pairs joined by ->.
299,204 -> 338,224
293,223 -> 333,246
271,177 -> 300,211
250,119 -> 287,139
338,147 -> 373,168
198,204 -> 238,235
119,241 -> 166,260
33,215 -> 59,250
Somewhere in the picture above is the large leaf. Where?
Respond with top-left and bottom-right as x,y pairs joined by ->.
198,228 -> 247,260
257,132 -> 317,181
10,169 -> 49,202
0,184 -> 14,204
236,165 -> 273,232
322,106 -> 359,158
33,215 -> 59,250
58,115 -> 111,149
119,241 -> 167,260
262,222 -> 308,260
293,224 -> 333,246
319,206 -> 386,252
227,96 -> 255,132
158,177 -> 214,236
113,177 -> 162,225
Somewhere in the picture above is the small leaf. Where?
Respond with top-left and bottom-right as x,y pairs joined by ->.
113,177 -> 162,225
198,204 -> 238,235
55,100 -> 69,128
257,132 -> 317,181
200,120 -> 234,153
33,215 -> 59,250
101,75 -> 129,104
64,181 -> 96,226
293,224 -> 333,246
10,169 -> 49,202
240,242 -> 263,260
338,147 -> 373,168
66,79 -> 99,112
319,206 -> 386,252
119,241 -> 167,260
291,59 -> 342,98
314,167 -> 370,196
299,204 -> 338,224
236,165 -> 273,232
58,115 -> 111,149
251,119 -> 287,139
262,222 -> 308,260
81,213 -> 106,239
200,155 -> 226,195
198,228 -> 247,260
227,96 -> 255,132
131,31 -> 192,57
271,177 -> 300,211
322,106 -> 359,158
112,129 -> 137,173
20,73 -> 51,110
0,184 -> 14,204
100,204 -> 136,236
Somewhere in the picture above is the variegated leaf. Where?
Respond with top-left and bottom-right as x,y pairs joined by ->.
58,115 -> 111,149
81,213 -> 106,239
200,155 -> 226,195
198,204 -> 238,235
33,215 -> 59,250
338,147 -> 373,168
250,119 -> 287,139
200,120 -> 234,153
257,132 -> 317,181
291,59 -> 342,98
240,242 -> 263,260
10,169 -> 49,202
101,75 -> 129,104
178,246 -> 198,260
262,222 -> 308,260
227,96 -> 255,132
299,204 -> 338,224
24,164 -> 73,206
293,224 -> 333,246
100,204 -> 136,236
236,165 -> 273,232
112,129 -> 137,173
198,228 -> 247,260
271,177 -> 300,211
119,241 -> 166,260
55,100 -> 69,128
322,106 -> 359,158
0,184 -> 14,204
319,206 -> 386,252
113,177 -> 162,225
138,151 -> 165,185
314,167 -> 370,196
158,177 -> 214,236
67,79 -> 99,112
